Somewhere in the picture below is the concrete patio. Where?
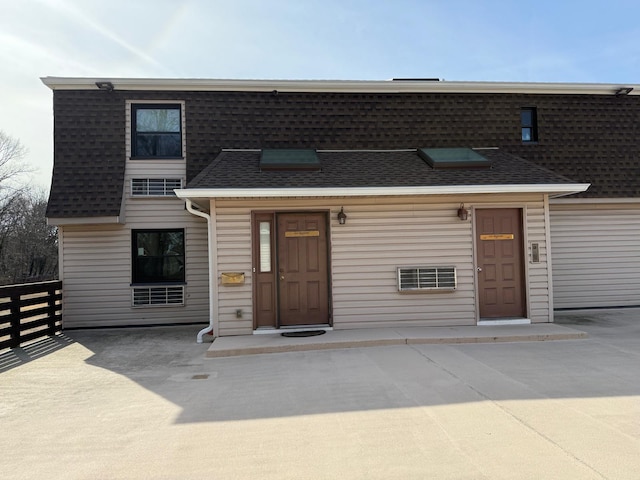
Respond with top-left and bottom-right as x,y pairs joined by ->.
2,309 -> 639,479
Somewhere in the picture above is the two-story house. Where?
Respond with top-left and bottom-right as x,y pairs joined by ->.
42,77 -> 639,340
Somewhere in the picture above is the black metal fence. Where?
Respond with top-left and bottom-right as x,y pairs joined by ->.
0,281 -> 62,350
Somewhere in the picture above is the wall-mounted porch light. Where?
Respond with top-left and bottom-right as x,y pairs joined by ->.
95,81 -> 114,91
615,87 -> 633,97
457,203 -> 469,221
337,207 -> 347,225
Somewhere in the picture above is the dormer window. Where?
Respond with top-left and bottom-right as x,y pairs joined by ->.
132,104 -> 182,158
521,107 -> 538,143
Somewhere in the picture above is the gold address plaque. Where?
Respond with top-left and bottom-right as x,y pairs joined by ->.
284,230 -> 320,238
220,272 -> 245,285
480,234 -> 515,241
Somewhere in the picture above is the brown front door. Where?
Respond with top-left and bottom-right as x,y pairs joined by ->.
476,208 -> 526,318
252,212 -> 330,329
277,213 -> 329,326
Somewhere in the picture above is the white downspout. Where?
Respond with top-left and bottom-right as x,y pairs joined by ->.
184,199 -> 215,343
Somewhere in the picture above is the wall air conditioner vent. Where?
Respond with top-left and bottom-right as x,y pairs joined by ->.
132,286 -> 184,306
397,266 -> 457,292
131,178 -> 182,196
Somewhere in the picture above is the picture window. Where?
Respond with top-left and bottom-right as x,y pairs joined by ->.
132,229 -> 185,284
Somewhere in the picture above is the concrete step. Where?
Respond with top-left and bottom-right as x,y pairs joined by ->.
206,323 -> 588,357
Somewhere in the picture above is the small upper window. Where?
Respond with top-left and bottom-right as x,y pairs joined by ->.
521,107 -> 538,143
132,104 -> 182,158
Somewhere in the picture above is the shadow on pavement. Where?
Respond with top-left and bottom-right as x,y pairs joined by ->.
51,313 -> 640,425
0,334 -> 76,373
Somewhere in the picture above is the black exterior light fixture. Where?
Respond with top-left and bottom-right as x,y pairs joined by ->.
337,207 -> 347,225
95,81 -> 114,91
615,87 -> 633,97
457,203 -> 469,221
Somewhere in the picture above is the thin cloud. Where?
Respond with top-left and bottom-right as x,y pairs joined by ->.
36,0 -> 163,69
0,32 -> 97,75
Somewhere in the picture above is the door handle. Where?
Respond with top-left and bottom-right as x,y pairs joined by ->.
280,275 -> 285,280
477,267 -> 482,272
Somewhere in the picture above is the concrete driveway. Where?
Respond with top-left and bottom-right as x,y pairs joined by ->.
1,310 -> 639,479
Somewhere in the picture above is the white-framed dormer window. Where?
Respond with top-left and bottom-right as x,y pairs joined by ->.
131,178 -> 183,196
129,103 -> 185,159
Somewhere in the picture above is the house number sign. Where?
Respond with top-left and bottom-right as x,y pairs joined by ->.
480,234 -> 515,240
285,230 -> 320,237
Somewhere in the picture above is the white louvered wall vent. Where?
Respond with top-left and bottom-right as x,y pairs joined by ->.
131,178 -> 182,196
397,266 -> 457,292
132,286 -> 184,307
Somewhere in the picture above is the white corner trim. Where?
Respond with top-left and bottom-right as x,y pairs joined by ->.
175,184 -> 590,200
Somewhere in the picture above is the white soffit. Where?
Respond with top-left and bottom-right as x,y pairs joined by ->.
40,77 -> 639,96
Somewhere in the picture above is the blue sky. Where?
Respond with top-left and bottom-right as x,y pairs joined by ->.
1,0 -> 639,188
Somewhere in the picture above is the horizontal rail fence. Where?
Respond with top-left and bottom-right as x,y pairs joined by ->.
0,281 -> 63,350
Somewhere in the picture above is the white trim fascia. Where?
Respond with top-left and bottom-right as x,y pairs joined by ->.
550,197 -> 640,204
176,184 -> 590,200
40,77 -> 639,96
46,216 -> 122,226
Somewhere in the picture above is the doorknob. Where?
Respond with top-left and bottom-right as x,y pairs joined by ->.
477,267 -> 482,272
280,275 -> 285,280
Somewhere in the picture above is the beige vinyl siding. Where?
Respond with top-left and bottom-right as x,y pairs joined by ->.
60,218 -> 208,328
59,124 -> 208,327
213,194 -> 551,336
550,203 -> 640,309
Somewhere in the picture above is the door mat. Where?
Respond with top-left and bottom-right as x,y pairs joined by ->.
281,330 -> 326,338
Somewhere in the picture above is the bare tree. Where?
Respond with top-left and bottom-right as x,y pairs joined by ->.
0,131 -> 31,221
0,131 -> 57,285
0,191 -> 58,284
0,130 -> 29,189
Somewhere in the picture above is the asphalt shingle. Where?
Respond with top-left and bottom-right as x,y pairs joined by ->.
189,149 -> 578,190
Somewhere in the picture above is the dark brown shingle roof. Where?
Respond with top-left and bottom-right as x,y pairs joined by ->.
46,86 -> 639,218
188,149 -> 579,191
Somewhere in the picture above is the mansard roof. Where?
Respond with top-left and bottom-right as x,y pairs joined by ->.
43,78 -> 640,219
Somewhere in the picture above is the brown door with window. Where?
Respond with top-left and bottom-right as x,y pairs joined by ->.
476,208 -> 526,318
252,212 -> 330,329
277,213 -> 329,326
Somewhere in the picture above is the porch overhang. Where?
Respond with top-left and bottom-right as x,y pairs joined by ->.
175,183 -> 590,201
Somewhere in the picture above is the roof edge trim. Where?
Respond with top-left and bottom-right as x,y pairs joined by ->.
46,216 -> 123,226
40,77 -> 639,96
176,184 -> 590,199
550,197 -> 640,204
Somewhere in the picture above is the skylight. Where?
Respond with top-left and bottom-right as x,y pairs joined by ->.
418,148 -> 491,169
260,149 -> 320,171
